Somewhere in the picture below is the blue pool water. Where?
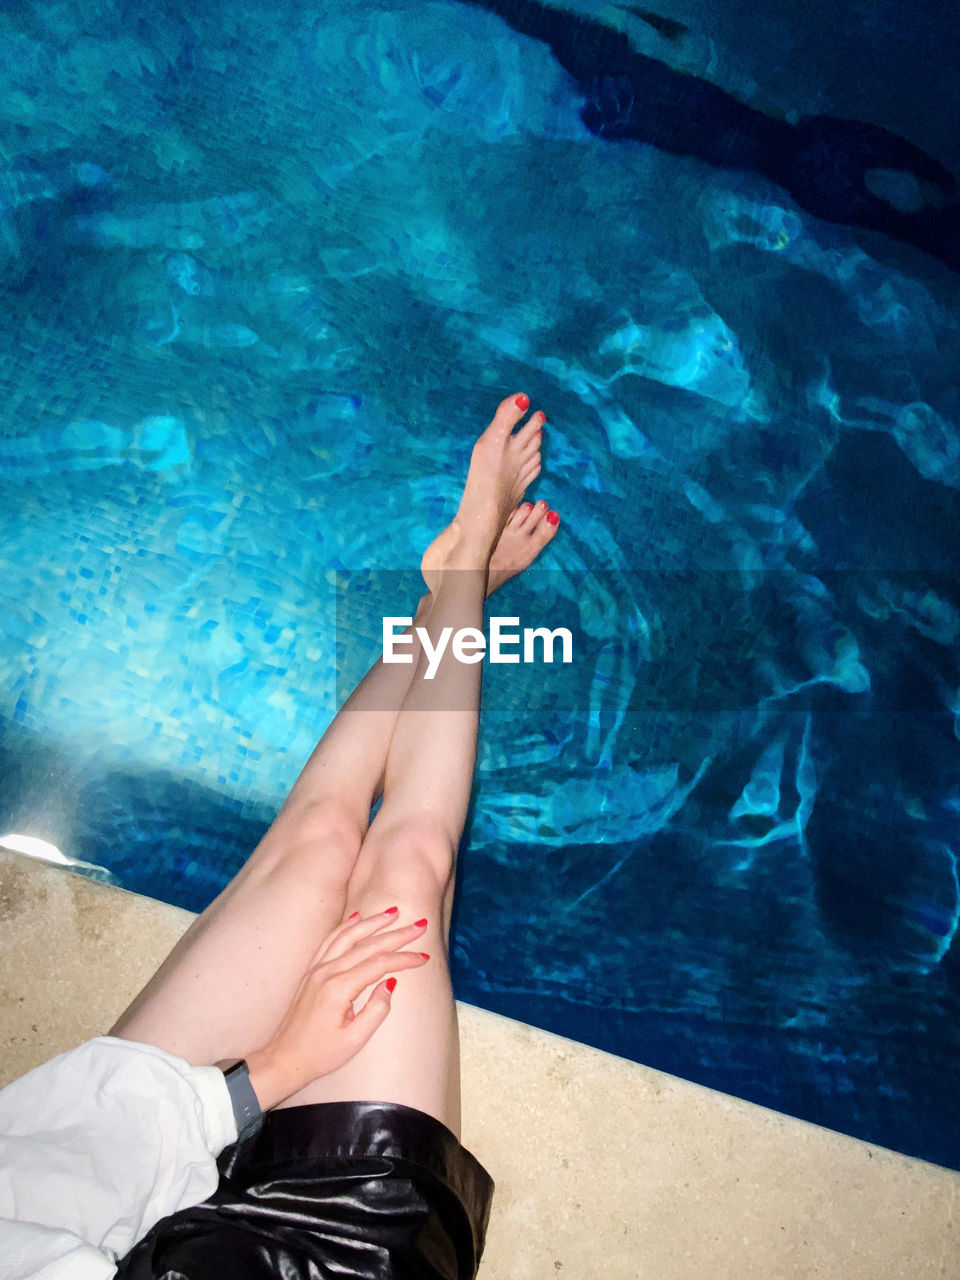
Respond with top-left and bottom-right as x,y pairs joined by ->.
2,0 -> 960,1169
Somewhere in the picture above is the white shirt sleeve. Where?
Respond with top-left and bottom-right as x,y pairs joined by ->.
0,1036 -> 238,1280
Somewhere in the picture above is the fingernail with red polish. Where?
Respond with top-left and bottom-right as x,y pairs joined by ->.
419,952 -> 430,960
546,511 -> 560,526
414,917 -> 428,928
386,977 -> 397,993
515,393 -> 529,410
347,911 -> 360,920
384,906 -> 399,915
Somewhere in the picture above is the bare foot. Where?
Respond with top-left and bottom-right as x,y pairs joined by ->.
421,392 -> 545,579
486,499 -> 560,593
422,497 -> 560,597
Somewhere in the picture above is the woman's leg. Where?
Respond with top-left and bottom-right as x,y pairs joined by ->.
107,593 -> 435,1064
108,394 -> 556,1075
277,396 -> 558,1137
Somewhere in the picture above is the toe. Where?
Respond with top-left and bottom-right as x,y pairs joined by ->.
491,392 -> 532,435
513,408 -> 545,441
519,434 -> 542,472
520,459 -> 542,489
533,506 -> 560,544
518,430 -> 542,462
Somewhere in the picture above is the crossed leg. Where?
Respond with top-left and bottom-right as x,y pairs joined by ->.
109,392 -> 558,1138
107,602 -> 431,1066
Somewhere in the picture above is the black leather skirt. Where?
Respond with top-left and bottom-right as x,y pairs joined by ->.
114,1100 -> 495,1280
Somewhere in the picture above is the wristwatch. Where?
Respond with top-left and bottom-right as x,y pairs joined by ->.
221,1059 -> 263,1143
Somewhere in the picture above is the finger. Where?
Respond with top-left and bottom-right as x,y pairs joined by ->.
333,947 -> 429,1001
321,921 -> 429,973
311,908 -> 407,966
339,979 -> 395,1054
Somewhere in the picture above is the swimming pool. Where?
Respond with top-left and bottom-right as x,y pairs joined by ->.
2,0 -> 959,1170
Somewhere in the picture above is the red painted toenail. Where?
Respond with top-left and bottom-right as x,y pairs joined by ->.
384,905 -> 399,914
386,977 -> 397,993
348,911 -> 360,920
546,511 -> 560,525
414,917 -> 428,927
419,952 -> 430,960
515,394 -> 530,410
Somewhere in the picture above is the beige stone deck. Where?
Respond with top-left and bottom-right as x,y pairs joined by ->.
1,848 -> 956,1279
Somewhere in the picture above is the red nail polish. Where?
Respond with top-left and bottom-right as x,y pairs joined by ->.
419,952 -> 430,960
414,917 -> 428,928
386,977 -> 397,993
384,906 -> 399,915
347,911 -> 360,920
546,511 -> 560,526
515,393 -> 529,410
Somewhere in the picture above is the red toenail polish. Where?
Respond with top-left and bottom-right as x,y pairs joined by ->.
546,511 -> 560,525
348,911 -> 360,920
414,917 -> 428,927
419,952 -> 430,960
384,906 -> 399,914
515,394 -> 529,410
386,977 -> 397,993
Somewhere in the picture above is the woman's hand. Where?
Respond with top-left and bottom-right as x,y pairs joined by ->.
244,910 -> 429,1111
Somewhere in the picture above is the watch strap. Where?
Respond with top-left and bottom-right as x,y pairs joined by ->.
222,1059 -> 263,1143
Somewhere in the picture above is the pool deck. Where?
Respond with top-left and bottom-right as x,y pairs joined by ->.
1,846 -> 957,1279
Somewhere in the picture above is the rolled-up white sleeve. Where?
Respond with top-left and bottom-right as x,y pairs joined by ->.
0,1036 -> 238,1280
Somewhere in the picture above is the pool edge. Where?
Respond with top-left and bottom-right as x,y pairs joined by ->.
1,848 -> 957,1279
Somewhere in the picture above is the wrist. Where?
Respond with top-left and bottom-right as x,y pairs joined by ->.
244,1046 -> 292,1113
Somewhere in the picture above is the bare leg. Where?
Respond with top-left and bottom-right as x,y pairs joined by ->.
277,396 -> 556,1137
107,599 -> 432,1063
108,398 -> 557,1072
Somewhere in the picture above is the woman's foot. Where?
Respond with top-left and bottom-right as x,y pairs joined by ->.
486,499 -> 560,593
421,498 -> 560,598
421,392 -> 553,586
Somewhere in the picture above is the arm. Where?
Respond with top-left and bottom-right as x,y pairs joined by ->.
0,1219 -> 117,1280
0,1037 -> 236,1280
0,912 -> 428,1279
227,910 -> 433,1116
